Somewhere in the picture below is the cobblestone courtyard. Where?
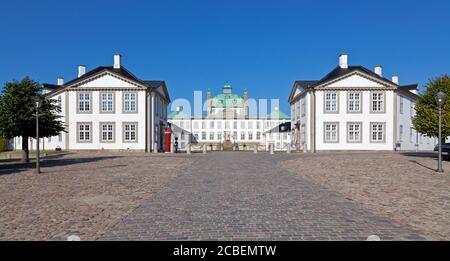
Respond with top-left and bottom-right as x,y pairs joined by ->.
103,152 -> 429,241
0,152 -> 191,240
2,151 -> 448,241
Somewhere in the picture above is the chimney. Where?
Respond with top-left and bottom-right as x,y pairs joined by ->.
114,54 -> 121,69
339,53 -> 348,69
391,75 -> 399,85
176,106 -> 180,112
374,65 -> 383,77
78,65 -> 86,78
57,77 -> 64,86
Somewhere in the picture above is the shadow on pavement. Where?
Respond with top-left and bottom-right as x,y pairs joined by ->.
0,155 -> 122,176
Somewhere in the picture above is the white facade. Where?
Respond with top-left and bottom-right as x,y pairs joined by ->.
11,55 -> 170,152
289,53 -> 436,152
169,116 -> 292,151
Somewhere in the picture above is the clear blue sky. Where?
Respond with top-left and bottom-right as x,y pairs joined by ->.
1,0 -> 449,114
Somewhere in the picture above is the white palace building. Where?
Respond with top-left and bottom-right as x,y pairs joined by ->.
10,54 -> 170,152
289,53 -> 437,152
168,84 -> 292,152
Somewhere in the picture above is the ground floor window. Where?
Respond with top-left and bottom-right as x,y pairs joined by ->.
347,123 -> 362,143
324,122 -> 339,143
256,132 -> 261,140
123,123 -> 137,142
201,131 -> 207,140
77,123 -> 92,142
248,132 -> 253,140
209,132 -> 215,140
100,123 -> 114,142
240,132 -> 245,140
370,122 -> 385,143
217,132 -> 222,141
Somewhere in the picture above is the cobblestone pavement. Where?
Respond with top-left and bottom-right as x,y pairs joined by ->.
103,152 -> 424,241
0,152 -> 191,240
281,151 -> 450,240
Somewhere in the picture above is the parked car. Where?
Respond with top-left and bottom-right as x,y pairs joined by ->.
434,143 -> 450,160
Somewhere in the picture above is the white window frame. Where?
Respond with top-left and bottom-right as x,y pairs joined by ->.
324,92 -> 338,113
370,122 -> 385,143
324,122 -> 339,143
123,92 -> 137,113
347,122 -> 362,143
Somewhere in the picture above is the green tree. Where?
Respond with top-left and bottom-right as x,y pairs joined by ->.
413,75 -> 450,140
0,77 -> 65,162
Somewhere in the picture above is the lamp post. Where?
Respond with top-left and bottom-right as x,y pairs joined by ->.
32,95 -> 43,174
436,91 -> 446,173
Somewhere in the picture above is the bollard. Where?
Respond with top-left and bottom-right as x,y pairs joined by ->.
170,142 -> 174,154
154,142 -> 158,153
186,144 -> 191,154
254,145 -> 258,154
270,144 -> 274,155
203,144 -> 207,154
287,145 -> 291,154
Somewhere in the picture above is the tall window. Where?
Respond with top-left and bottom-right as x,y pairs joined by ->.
324,123 -> 338,143
78,123 -> 91,142
58,132 -> 63,142
233,121 -> 238,129
370,123 -> 385,142
240,121 -> 246,129
399,97 -> 404,114
301,100 -> 306,116
296,102 -> 300,120
101,123 -> 114,142
410,104 -> 415,118
256,132 -> 261,140
194,121 -> 199,129
217,121 -> 222,129
348,92 -> 361,112
248,121 -> 253,129
399,125 -> 403,142
324,93 -> 338,113
240,132 -> 245,140
347,123 -> 361,143
256,121 -> 261,129
410,127 -> 415,143
371,92 -> 384,112
201,131 -> 207,140
101,93 -> 114,112
78,93 -> 90,112
57,96 -> 62,109
248,132 -> 253,140
124,93 -> 137,112
225,121 -> 230,129
202,121 -> 206,129
209,132 -> 215,140
210,121 -> 214,129
232,131 -> 237,140
124,123 -> 137,142
217,132 -> 222,141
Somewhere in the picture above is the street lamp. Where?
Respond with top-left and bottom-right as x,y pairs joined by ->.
436,91 -> 446,173
32,95 -> 43,174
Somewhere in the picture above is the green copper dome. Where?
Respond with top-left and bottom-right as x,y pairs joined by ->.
211,84 -> 245,108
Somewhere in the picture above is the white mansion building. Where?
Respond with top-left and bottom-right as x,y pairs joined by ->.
289,53 -> 437,152
10,54 -> 170,152
168,84 -> 292,151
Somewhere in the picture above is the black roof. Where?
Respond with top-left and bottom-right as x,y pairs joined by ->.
62,66 -> 144,87
290,65 -> 420,102
294,80 -> 318,89
44,65 -> 170,101
399,84 -> 418,91
42,83 -> 60,90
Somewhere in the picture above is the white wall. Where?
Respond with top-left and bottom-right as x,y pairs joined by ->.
396,92 -> 437,151
315,90 -> 395,150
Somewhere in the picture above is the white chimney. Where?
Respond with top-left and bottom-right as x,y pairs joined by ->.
57,77 -> 64,86
374,65 -> 383,77
339,53 -> 348,69
78,65 -> 86,78
391,75 -> 399,85
176,106 -> 180,112
114,54 -> 121,69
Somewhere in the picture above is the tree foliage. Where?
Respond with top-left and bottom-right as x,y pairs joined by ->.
413,75 -> 450,139
0,77 -> 65,162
